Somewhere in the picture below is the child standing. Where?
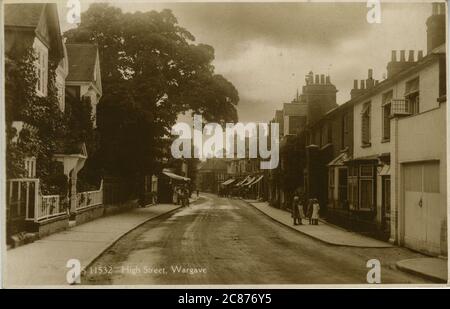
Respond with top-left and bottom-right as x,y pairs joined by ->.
311,198 -> 320,225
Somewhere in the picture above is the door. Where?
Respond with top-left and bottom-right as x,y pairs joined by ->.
403,161 -> 441,254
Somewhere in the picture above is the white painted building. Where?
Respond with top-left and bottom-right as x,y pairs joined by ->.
349,3 -> 446,255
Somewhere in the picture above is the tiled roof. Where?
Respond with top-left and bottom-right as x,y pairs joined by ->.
4,3 -> 45,28
66,44 -> 98,82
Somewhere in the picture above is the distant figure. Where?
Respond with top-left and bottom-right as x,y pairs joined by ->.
196,189 -> 199,198
311,198 -> 320,225
306,199 -> 313,224
292,195 -> 301,225
298,196 -> 305,224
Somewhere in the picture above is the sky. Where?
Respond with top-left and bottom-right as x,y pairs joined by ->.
59,0 -> 432,123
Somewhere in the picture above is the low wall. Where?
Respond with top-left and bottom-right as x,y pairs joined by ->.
26,214 -> 70,238
75,204 -> 105,225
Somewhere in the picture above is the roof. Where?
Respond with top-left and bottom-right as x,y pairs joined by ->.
4,3 -> 45,27
283,102 -> 307,116
197,159 -> 227,171
66,44 -> 98,82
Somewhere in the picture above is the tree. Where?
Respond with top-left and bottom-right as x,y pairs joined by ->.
64,4 -> 239,186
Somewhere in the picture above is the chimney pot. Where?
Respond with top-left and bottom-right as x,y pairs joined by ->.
391,50 -> 397,62
408,50 -> 415,62
353,80 -> 358,89
400,50 -> 406,62
368,69 -> 373,79
360,80 -> 365,89
418,50 -> 424,60
320,74 -> 325,84
315,74 -> 320,84
326,76 -> 331,84
432,3 -> 438,15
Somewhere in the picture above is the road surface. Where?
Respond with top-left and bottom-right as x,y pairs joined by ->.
82,193 -> 430,285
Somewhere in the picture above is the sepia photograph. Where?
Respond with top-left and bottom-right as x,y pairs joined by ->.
0,0 -> 449,290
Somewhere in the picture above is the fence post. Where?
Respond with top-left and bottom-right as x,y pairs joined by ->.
35,179 -> 40,222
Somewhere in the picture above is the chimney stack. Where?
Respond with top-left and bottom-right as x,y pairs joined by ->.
418,50 -> 424,60
427,2 -> 446,53
400,50 -> 406,62
391,50 -> 397,62
408,50 -> 415,62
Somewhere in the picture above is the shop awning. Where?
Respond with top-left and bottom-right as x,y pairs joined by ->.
327,152 -> 352,167
241,176 -> 255,186
221,178 -> 236,186
248,175 -> 264,187
235,175 -> 251,186
162,171 -> 190,181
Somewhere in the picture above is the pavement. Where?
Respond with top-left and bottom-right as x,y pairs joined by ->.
245,200 -> 448,283
245,200 -> 392,248
82,194 -> 431,285
5,203 -> 181,287
396,258 -> 448,283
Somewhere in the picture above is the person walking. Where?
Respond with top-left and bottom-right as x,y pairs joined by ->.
311,198 -> 320,225
292,195 -> 301,225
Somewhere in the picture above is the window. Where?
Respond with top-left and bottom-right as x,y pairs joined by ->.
341,113 -> 348,149
361,102 -> 371,146
24,157 -> 36,178
359,165 -> 374,210
382,91 -> 393,141
33,39 -> 48,97
348,176 -> 358,210
328,168 -> 335,200
327,123 -> 332,144
405,78 -> 420,115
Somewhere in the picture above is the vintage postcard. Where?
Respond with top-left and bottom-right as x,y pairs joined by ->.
1,0 -> 448,291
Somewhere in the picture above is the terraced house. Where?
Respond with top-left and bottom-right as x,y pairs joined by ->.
339,3 -> 447,255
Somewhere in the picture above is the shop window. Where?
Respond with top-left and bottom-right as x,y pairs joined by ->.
359,179 -> 373,210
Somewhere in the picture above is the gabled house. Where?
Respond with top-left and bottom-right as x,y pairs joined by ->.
5,3 -> 68,113
65,43 -> 103,127
5,3 -> 70,240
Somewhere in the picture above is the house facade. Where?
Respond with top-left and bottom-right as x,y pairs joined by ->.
65,43 -> 103,127
5,3 -> 106,242
345,2 -> 447,252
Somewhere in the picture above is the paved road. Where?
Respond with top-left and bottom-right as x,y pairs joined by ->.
82,194 -> 430,285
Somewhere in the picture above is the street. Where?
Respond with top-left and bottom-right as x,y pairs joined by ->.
82,194 -> 430,285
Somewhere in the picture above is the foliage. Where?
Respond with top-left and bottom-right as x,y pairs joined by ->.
64,4 -> 239,183
5,49 -> 69,194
